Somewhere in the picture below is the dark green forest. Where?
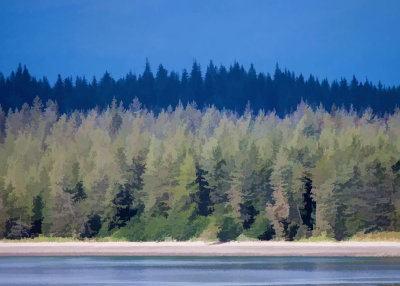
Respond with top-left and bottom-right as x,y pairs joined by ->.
1,61 -> 400,116
0,97 -> 399,241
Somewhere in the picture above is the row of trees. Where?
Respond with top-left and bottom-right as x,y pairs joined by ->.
0,98 -> 399,241
1,61 -> 399,116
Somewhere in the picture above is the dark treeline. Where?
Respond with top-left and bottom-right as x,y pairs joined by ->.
1,61 -> 399,116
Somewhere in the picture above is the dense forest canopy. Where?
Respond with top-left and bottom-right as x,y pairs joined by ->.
1,61 -> 399,116
0,97 -> 399,241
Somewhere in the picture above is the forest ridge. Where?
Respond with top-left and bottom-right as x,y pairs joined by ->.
1,61 -> 400,116
0,97 -> 399,241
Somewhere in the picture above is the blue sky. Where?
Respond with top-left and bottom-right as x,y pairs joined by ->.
1,0 -> 399,85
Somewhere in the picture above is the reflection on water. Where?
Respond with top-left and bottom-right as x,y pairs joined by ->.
0,256 -> 400,285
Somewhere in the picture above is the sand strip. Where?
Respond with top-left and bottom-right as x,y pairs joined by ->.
1,241 -> 400,257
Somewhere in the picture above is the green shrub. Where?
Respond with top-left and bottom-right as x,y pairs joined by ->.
216,216 -> 242,242
244,212 -> 275,240
112,217 -> 147,241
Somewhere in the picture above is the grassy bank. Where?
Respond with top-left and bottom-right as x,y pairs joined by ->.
295,232 -> 400,242
2,232 -> 400,243
0,236 -> 124,243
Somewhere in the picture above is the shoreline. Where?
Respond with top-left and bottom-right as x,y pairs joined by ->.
1,241 -> 400,257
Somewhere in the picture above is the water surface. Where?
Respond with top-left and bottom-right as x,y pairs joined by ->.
1,256 -> 400,285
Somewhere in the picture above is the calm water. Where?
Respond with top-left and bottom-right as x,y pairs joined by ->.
1,256 -> 400,285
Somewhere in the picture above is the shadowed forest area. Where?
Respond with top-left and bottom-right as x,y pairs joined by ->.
1,61 -> 400,116
0,96 -> 399,241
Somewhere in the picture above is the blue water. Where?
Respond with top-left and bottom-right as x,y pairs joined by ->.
0,256 -> 400,285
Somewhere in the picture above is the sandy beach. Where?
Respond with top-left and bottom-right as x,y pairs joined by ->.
1,241 -> 400,257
